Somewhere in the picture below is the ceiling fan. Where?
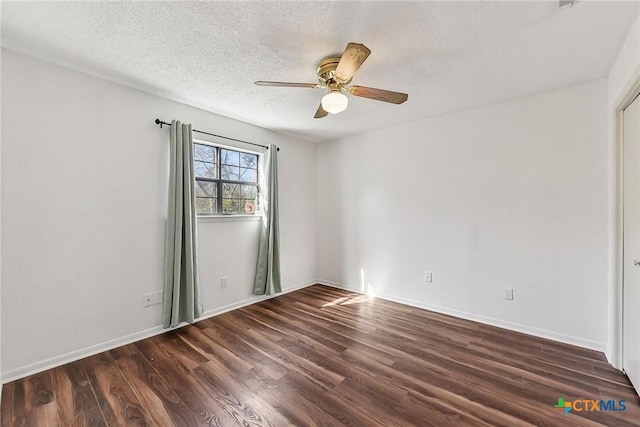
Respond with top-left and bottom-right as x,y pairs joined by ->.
255,42 -> 408,119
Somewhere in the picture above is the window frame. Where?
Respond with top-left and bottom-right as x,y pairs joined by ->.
193,139 -> 261,217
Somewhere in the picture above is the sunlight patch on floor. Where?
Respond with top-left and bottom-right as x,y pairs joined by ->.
322,294 -> 371,307
322,267 -> 376,307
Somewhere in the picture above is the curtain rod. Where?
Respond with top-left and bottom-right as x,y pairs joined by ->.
154,119 -> 278,151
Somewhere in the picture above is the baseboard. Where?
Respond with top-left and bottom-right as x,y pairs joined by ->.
317,279 -> 350,290
316,280 -> 605,352
198,279 -> 316,320
2,279 -> 317,383
2,325 -> 165,383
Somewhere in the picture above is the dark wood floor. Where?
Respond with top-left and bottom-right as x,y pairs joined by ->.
2,284 -> 640,426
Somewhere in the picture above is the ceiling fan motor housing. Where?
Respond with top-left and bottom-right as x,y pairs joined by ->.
317,56 -> 351,86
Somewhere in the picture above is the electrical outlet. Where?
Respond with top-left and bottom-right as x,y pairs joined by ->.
143,292 -> 153,307
503,288 -> 514,300
152,290 -> 164,305
424,271 -> 432,283
221,277 -> 228,288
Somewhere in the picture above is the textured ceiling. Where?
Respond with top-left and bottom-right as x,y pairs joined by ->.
2,1 -> 638,143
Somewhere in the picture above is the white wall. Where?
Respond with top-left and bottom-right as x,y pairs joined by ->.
609,17 -> 640,108
317,79 -> 609,350
607,14 -> 640,366
1,49 -> 317,380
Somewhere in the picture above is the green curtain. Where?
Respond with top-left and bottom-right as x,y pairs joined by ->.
254,144 -> 281,295
163,120 -> 203,328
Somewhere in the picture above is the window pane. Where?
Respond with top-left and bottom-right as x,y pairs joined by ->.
195,161 -> 216,179
222,199 -> 242,214
221,165 -> 240,181
220,149 -> 240,166
196,181 -> 216,198
222,183 -> 240,198
194,144 -> 215,162
196,197 -> 217,215
240,184 -> 257,199
239,167 -> 257,183
240,153 -> 257,168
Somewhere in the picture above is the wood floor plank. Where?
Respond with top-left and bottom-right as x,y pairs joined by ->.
213,316 -> 345,391
3,284 -> 640,426
115,352 -> 200,426
331,376 -> 416,426
278,371 -> 382,426
237,306 -> 345,357
277,335 -> 407,404
49,360 -> 100,423
338,346 -> 525,427
1,382 -> 15,427
236,367 -> 345,427
65,406 -> 108,427
395,390 -> 493,427
242,303 -> 350,355
192,360 -> 294,427
202,321 -> 290,381
108,345 -> 137,361
151,330 -> 210,370
13,402 -> 61,427
232,308 -> 288,343
13,370 -> 55,416
178,324 -> 254,375
134,338 -> 239,426
81,352 -> 151,426
255,301 -> 398,366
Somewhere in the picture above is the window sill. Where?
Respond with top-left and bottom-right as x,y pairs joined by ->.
197,214 -> 262,223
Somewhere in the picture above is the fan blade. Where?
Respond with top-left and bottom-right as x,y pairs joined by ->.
348,86 -> 408,104
255,81 -> 320,88
334,43 -> 371,82
314,103 -> 328,119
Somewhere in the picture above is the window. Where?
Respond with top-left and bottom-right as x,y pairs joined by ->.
194,143 -> 259,215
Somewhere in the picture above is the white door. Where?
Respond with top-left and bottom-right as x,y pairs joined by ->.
623,92 -> 640,394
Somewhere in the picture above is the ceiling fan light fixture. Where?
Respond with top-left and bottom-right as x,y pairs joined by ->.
321,90 -> 349,114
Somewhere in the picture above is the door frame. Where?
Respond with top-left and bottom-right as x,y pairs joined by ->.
612,71 -> 640,370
